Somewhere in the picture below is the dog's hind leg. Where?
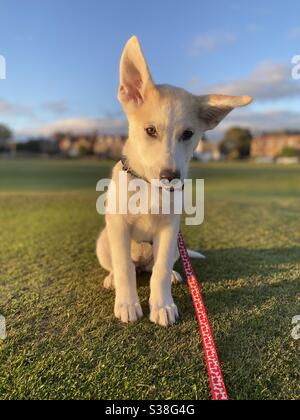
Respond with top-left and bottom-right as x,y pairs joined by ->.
96,228 -> 115,289
134,244 -> 181,281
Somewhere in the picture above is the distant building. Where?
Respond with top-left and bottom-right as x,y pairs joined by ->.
194,140 -> 221,161
93,135 -> 126,159
55,133 -> 126,159
251,133 -> 300,159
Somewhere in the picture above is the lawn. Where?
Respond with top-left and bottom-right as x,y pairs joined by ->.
0,158 -> 299,400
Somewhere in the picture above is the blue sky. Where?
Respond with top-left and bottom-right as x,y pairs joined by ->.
1,0 -> 300,138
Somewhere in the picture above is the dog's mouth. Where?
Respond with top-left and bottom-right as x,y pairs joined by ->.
152,179 -> 184,192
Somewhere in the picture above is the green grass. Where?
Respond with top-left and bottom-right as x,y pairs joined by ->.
0,158 -> 299,400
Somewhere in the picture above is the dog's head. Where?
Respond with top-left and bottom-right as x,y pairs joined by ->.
119,36 -> 252,182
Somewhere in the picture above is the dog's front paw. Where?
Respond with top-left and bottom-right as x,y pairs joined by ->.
149,302 -> 179,327
114,301 -> 143,323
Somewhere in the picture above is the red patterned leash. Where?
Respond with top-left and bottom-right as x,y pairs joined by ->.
177,231 -> 229,401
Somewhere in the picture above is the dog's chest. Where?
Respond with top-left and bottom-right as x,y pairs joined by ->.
128,213 -> 160,243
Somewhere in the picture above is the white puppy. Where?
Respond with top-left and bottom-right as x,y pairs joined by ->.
97,36 -> 252,326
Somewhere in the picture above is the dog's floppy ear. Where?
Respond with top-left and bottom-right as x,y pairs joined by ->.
118,36 -> 155,110
198,94 -> 253,130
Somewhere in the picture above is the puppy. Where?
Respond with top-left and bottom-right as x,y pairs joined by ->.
97,36 -> 252,326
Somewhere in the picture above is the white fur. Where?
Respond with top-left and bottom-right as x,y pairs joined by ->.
96,36 -> 252,326
187,250 -> 206,259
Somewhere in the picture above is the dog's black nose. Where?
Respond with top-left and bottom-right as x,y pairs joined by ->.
160,169 -> 181,182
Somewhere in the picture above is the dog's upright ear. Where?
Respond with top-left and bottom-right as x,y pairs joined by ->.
198,94 -> 253,130
118,36 -> 155,111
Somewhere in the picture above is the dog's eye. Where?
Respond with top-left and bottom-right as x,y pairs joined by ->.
180,130 -> 194,142
145,126 -> 158,138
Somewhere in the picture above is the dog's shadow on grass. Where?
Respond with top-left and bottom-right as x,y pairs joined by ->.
194,246 -> 300,283
138,246 -> 299,285
162,246 -> 300,322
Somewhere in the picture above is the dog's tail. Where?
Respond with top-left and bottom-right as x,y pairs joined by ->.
187,249 -> 206,259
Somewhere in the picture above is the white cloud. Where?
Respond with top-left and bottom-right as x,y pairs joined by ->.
16,116 -> 128,137
210,108 -> 300,139
189,60 -> 300,137
189,32 -> 236,56
207,61 -> 300,101
227,109 -> 300,131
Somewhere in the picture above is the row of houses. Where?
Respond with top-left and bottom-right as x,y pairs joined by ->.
250,132 -> 300,160
3,133 -> 126,159
195,132 -> 300,162
55,133 -> 126,159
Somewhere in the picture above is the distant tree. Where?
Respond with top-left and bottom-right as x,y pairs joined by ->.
16,139 -> 43,153
0,124 -> 13,151
278,147 -> 299,157
220,127 -> 253,159
79,145 -> 88,157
